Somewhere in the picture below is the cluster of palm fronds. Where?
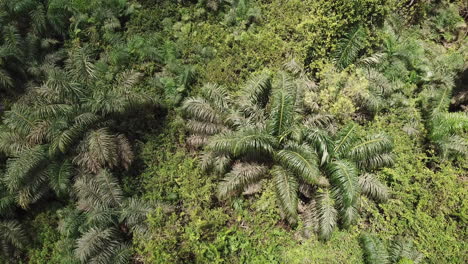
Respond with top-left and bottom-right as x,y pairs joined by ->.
53,170 -> 156,263
0,0 -> 71,95
0,46 -> 153,209
360,233 -> 424,264
223,0 -> 261,28
0,1 -> 159,262
332,10 -> 467,160
182,66 -> 392,240
0,47 -> 154,261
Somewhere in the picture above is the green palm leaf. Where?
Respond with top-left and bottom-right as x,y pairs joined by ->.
327,159 -> 359,228
304,128 -> 334,165
74,128 -> 119,173
333,124 -> 358,157
218,162 -> 267,199
200,83 -> 229,111
187,119 -> 225,135
276,144 -> 319,185
0,220 -> 27,250
47,159 -> 73,197
360,233 -> 390,264
359,173 -> 389,202
389,237 -> 424,263
349,134 -> 393,159
334,26 -> 367,70
240,71 -> 272,108
119,198 -> 152,234
74,227 -> 120,263
4,145 -> 48,192
208,129 -> 276,157
327,160 -> 359,208
272,166 -> 299,225
182,97 -> 223,124
317,189 -> 337,241
74,170 -> 123,211
268,72 -> 296,139
348,133 -> 393,170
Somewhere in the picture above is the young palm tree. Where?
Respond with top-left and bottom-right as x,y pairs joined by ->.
0,0 -> 71,95
360,233 -> 424,264
348,16 -> 468,160
55,170 -> 154,264
183,70 -> 392,239
0,48 -> 153,208
0,220 -> 27,260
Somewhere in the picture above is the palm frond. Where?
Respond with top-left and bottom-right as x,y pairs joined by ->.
327,160 -> 359,208
74,170 -> 123,211
268,72 -> 296,138
200,83 -> 229,111
2,104 -> 35,135
436,135 -> 468,159
120,198 -> 152,234
74,128 -> 119,173
116,134 -> 134,170
66,46 -> 97,81
187,119 -> 225,135
317,189 -> 337,241
359,173 -> 389,202
117,70 -> 143,89
388,237 -> 424,263
276,144 -> 319,185
0,185 -> 16,215
47,159 -> 73,197
207,129 -> 276,157
240,71 -> 272,108
0,130 -> 30,156
348,133 -> 393,169
360,233 -> 390,264
98,242 -> 132,264
356,153 -> 394,171
182,97 -> 223,124
0,220 -> 27,250
74,227 -> 120,263
304,128 -> 334,165
305,114 -> 335,130
430,112 -> 468,141
356,52 -> 386,68
4,145 -> 48,192
327,160 -> 359,227
0,69 -> 14,90
218,162 -> 267,199
334,26 -> 367,70
302,199 -> 318,238
333,124 -> 358,157
187,135 -> 209,148
272,165 -> 299,225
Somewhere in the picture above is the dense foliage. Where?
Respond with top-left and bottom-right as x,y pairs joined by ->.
0,0 -> 466,264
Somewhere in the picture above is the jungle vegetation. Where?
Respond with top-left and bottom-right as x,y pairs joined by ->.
0,0 -> 466,263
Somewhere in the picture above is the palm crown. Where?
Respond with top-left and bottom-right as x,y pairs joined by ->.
0,46 -> 153,209
183,69 -> 392,239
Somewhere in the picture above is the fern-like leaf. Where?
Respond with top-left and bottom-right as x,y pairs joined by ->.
276,144 -> 319,185
360,233 -> 390,264
359,173 -> 389,202
218,162 -> 267,199
272,165 -> 299,225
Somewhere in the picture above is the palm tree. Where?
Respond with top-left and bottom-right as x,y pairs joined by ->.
0,0 -> 71,95
0,220 -> 27,260
347,17 -> 468,160
360,233 -> 424,264
55,170 -> 154,264
182,70 -> 392,239
0,47 -> 153,208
